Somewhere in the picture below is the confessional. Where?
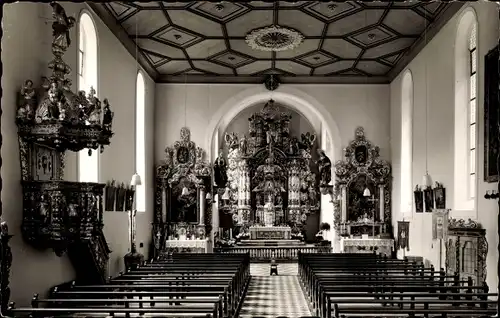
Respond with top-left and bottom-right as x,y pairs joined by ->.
153,128 -> 212,258
445,218 -> 488,286
334,127 -> 394,256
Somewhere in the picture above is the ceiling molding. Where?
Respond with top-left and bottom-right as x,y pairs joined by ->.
387,1 -> 465,80
156,74 -> 390,84
87,2 -> 159,81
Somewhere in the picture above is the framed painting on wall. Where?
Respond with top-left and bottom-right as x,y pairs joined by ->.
484,45 -> 499,182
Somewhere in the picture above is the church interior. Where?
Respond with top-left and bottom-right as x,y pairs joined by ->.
0,1 -> 499,317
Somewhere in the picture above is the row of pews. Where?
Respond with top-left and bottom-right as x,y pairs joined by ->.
299,252 -> 498,318
8,253 -> 250,317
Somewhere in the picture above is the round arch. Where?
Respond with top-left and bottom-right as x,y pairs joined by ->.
205,85 -> 342,164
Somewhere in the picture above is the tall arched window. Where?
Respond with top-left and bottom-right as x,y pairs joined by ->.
400,70 -> 413,215
135,72 -> 146,212
78,12 -> 99,183
454,9 -> 478,212
467,23 -> 477,200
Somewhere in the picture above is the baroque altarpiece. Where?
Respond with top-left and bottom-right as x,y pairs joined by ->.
153,128 -> 212,257
221,100 -> 320,240
334,128 -> 393,255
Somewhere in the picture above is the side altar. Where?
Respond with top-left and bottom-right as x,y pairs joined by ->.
333,127 -> 394,256
215,100 -> 321,246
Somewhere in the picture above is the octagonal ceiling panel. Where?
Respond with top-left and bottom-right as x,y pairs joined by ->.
168,10 -> 223,37
322,39 -> 362,59
121,10 -> 168,36
278,10 -> 324,37
136,38 -> 185,59
156,60 -> 191,74
275,61 -> 311,75
98,1 -> 461,83
356,61 -> 391,76
276,39 -> 320,59
362,37 -> 415,59
383,9 -> 428,35
193,61 -> 234,75
326,9 -> 385,36
230,39 -> 273,59
314,60 -> 354,75
186,39 -> 226,59
226,10 -> 274,37
237,61 -> 272,75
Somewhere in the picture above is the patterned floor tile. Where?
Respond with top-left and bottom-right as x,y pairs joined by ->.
250,263 -> 298,276
239,275 -> 312,318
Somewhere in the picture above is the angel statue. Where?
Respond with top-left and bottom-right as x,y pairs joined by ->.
50,2 -> 76,53
316,149 -> 332,186
213,149 -> 228,188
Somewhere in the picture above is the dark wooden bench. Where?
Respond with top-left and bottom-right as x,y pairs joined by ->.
299,252 -> 498,318
8,253 -> 251,318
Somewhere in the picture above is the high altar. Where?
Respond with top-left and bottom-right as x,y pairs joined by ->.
218,100 -> 319,243
334,127 -> 394,256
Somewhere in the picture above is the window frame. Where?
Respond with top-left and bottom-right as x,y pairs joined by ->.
467,23 -> 478,200
400,70 -> 414,216
77,11 -> 99,183
135,71 -> 146,213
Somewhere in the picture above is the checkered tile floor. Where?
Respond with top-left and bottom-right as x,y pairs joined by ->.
250,263 -> 299,276
239,271 -> 312,318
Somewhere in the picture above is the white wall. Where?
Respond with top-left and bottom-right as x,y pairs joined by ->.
390,2 -> 499,293
1,2 -> 156,305
155,84 -> 391,163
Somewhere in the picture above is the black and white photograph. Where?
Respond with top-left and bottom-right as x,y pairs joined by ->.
0,1 -> 499,318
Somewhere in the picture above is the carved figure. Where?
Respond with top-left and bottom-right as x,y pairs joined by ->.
224,132 -> 238,149
213,150 -> 228,188
316,149 -> 332,186
289,137 -> 299,155
102,99 -> 113,131
239,135 -> 248,155
17,80 -> 36,120
301,132 -> 316,150
50,2 -> 76,52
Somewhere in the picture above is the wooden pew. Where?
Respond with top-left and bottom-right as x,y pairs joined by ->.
299,252 -> 498,318
8,253 -> 250,318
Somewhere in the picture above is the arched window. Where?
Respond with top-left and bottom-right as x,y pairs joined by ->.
78,12 -> 99,183
454,9 -> 478,212
467,23 -> 477,199
400,70 -> 413,215
135,72 -> 146,212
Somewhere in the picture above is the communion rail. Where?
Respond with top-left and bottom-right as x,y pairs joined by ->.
214,245 -> 331,262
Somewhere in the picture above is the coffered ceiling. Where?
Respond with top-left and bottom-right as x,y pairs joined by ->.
89,1 -> 464,84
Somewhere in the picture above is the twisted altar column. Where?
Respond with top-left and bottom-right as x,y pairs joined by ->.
199,186 -> 205,225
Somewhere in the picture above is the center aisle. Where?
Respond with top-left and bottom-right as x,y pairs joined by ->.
239,264 -> 313,318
